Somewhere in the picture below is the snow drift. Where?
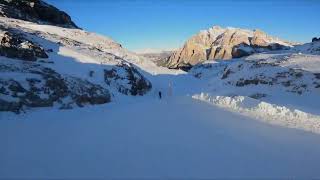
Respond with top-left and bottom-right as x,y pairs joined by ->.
193,93 -> 320,134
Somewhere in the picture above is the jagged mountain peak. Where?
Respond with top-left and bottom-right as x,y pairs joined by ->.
165,26 -> 291,70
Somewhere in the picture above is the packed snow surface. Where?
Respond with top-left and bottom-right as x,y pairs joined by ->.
2,97 -> 320,178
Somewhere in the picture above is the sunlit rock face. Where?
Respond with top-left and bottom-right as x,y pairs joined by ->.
165,26 -> 292,69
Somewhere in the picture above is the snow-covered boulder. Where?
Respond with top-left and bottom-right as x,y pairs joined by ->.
190,54 -> 320,95
0,26 -> 48,61
0,61 -> 111,113
231,43 -> 255,58
312,37 -> 319,42
104,62 -> 152,96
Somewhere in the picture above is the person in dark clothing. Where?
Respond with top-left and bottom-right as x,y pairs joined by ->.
158,91 -> 162,99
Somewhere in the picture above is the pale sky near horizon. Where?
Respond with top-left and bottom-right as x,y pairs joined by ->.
46,0 -> 320,53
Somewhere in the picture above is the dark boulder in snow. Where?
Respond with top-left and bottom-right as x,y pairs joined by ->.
266,43 -> 289,51
104,62 -> 152,96
64,77 -> 111,107
232,43 -> 289,59
0,62 -> 111,113
312,37 -> 319,42
0,0 -> 79,28
232,43 -> 255,58
0,29 -> 48,61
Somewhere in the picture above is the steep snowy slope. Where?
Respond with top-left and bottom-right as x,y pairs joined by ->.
0,16 -> 157,112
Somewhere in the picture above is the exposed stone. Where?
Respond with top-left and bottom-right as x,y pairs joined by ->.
0,0 -> 78,28
165,26 -> 292,69
249,93 -> 267,99
0,99 -> 21,113
250,29 -> 270,47
312,37 -> 319,42
232,43 -> 255,58
104,61 -> 152,96
0,29 -> 48,61
65,77 -> 111,107
0,62 -> 111,113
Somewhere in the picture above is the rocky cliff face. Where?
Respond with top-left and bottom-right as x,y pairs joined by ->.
166,26 -> 292,69
0,0 -> 78,28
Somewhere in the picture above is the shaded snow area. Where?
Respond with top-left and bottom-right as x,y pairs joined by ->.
1,97 -> 320,178
1,16 -> 320,178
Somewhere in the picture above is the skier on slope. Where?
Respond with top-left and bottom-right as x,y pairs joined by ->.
168,82 -> 173,97
158,91 -> 162,99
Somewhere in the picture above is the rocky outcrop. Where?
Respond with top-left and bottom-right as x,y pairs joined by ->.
190,54 -> 320,95
0,62 -> 111,113
0,27 -> 48,61
294,38 -> 320,55
104,62 -> 152,96
231,43 -> 255,58
166,26 -> 291,69
312,37 -> 320,42
0,0 -> 78,28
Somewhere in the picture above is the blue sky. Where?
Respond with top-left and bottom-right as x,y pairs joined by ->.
46,0 -> 320,52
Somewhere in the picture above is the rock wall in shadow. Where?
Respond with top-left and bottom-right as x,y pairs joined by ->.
0,0 -> 79,28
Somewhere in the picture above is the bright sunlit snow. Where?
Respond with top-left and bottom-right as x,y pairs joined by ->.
1,4 -> 320,178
